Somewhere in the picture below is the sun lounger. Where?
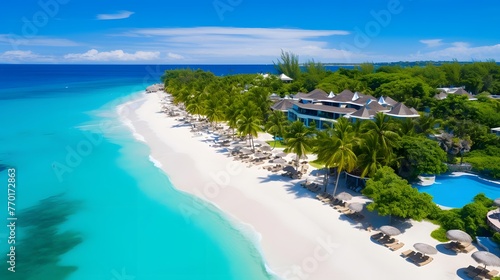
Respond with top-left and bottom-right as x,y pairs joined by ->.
461,244 -> 476,253
467,267 -> 484,278
401,249 -> 415,258
408,252 -> 424,263
383,238 -> 399,247
388,242 -> 404,251
417,256 -> 433,266
371,232 -> 384,240
384,238 -> 397,245
487,269 -> 499,279
464,265 -> 476,274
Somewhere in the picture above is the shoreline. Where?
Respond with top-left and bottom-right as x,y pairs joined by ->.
120,91 -> 478,280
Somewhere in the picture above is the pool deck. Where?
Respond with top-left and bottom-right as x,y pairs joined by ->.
487,208 -> 500,232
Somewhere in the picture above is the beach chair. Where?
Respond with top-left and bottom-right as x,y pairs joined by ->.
383,238 -> 399,247
461,244 -> 476,253
408,252 -> 423,263
400,249 -> 415,258
388,242 -> 404,251
467,267 -> 483,278
465,265 -> 476,274
417,256 -> 433,267
336,206 -> 349,213
487,269 -> 499,279
371,232 -> 384,240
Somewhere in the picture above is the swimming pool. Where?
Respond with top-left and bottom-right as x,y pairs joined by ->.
415,174 -> 500,208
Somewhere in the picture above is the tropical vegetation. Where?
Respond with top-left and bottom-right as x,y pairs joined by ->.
161,56 -> 500,241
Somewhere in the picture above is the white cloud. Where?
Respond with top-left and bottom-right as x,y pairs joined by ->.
409,42 -> 500,61
419,39 -> 443,48
117,27 -> 353,63
0,50 -> 55,62
63,49 -> 160,61
97,10 -> 134,20
167,52 -> 184,60
0,34 -> 78,47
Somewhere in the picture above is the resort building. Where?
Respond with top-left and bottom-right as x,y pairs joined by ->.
281,89 -> 419,129
435,87 -> 477,100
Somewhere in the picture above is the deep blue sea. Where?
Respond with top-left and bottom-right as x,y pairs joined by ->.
0,64 -> 281,280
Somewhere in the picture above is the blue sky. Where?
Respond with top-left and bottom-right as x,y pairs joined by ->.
1,0 -> 499,63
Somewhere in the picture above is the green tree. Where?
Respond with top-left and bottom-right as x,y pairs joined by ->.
362,167 -> 438,221
361,113 -> 400,165
237,102 -> 262,152
273,50 -> 301,80
355,132 -> 384,178
265,110 -> 288,149
284,121 -> 314,172
204,94 -> 226,127
314,118 -> 357,195
396,136 -> 448,179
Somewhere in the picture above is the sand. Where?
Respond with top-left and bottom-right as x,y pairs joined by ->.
120,91 -> 479,280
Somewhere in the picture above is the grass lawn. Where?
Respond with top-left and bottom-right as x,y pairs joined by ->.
309,161 -> 324,169
266,140 -> 286,149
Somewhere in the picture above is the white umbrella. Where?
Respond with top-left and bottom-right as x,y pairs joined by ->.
414,243 -> 438,255
380,225 -> 401,236
254,153 -> 268,159
260,145 -> 272,152
335,192 -> 352,201
271,158 -> 287,164
446,229 -> 473,244
348,202 -> 364,213
472,251 -> 500,268
239,148 -> 253,155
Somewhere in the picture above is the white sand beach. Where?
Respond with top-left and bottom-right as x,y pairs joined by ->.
121,91 -> 480,280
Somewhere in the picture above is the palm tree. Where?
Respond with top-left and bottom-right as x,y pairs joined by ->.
314,118 -> 357,195
204,95 -> 226,127
356,133 -> 384,178
265,110 -> 288,149
284,121 -> 314,172
185,93 -> 205,120
362,112 -> 400,161
397,118 -> 416,136
226,100 -> 242,139
415,114 -> 439,135
237,102 -> 262,152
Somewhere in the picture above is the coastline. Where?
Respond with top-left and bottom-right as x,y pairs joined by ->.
120,91 -> 478,280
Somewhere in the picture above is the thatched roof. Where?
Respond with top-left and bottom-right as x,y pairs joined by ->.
385,102 -> 420,118
271,99 -> 294,112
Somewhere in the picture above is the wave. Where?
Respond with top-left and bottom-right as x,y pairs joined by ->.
148,155 -> 163,168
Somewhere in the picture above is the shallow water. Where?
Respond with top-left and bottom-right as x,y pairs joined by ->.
0,65 -> 274,280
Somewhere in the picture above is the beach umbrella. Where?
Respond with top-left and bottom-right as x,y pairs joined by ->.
335,192 -> 353,201
276,152 -> 288,158
239,148 -> 253,155
494,198 -> 500,207
348,202 -> 364,213
254,153 -> 268,159
283,166 -> 296,173
446,229 -> 473,244
413,243 -> 438,256
472,251 -> 500,268
260,145 -> 272,152
271,158 -> 287,164
380,225 -> 401,236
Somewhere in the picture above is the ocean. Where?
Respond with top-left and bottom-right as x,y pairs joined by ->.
0,64 -> 280,280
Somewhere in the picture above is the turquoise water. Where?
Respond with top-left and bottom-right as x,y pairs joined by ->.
416,174 -> 500,208
0,65 -> 274,279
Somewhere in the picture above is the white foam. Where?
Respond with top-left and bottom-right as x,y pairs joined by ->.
148,155 -> 163,168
